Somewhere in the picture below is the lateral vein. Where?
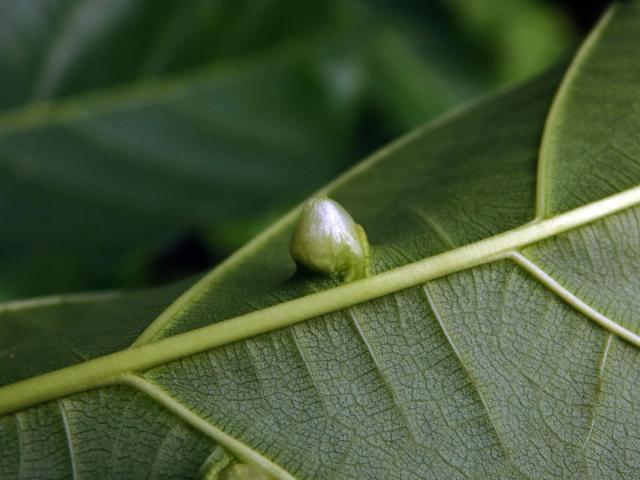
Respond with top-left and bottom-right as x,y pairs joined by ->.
507,252 -> 640,346
119,374 -> 296,480
422,285 -> 530,480
348,308 -> 420,448
583,333 -> 612,451
57,400 -> 78,480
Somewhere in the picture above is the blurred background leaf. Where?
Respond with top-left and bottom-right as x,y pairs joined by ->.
0,0 -> 610,300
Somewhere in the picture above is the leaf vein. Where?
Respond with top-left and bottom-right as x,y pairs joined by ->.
57,400 -> 78,480
2,185 -> 640,416
507,252 -> 640,346
119,374 -> 297,480
422,285 -> 530,480
348,307 -> 421,449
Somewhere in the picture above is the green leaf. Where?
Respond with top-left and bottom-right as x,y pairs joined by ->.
2,2 -> 640,479
0,0 -> 366,299
0,0 -> 339,109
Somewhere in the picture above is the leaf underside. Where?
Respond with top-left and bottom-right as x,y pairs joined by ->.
2,2 -> 640,479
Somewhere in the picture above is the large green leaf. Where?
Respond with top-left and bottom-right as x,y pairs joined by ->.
2,2 -> 639,478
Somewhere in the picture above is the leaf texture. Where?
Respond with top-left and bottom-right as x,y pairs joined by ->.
2,2 -> 640,479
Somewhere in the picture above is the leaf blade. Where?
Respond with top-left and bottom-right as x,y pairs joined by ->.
3,4 -> 640,478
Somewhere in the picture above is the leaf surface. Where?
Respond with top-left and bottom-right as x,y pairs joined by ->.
2,3 -> 640,479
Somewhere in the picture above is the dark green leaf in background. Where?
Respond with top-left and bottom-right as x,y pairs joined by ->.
0,0 -> 575,300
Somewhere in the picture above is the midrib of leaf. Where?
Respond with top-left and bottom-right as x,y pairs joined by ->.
1,183 -> 640,417
535,3 -> 616,219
